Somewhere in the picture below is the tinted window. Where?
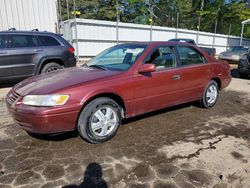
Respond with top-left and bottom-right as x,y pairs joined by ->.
10,35 -> 39,48
0,35 -> 7,49
177,46 -> 205,66
37,35 -> 60,46
147,46 -> 176,70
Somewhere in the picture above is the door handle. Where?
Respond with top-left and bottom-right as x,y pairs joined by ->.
34,49 -> 43,52
172,74 -> 181,80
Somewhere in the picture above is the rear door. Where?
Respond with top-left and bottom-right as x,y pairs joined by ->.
36,35 -> 64,55
132,45 -> 183,115
0,34 -> 41,78
175,46 -> 212,102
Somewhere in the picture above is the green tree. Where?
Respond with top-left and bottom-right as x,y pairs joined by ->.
59,0 -> 250,37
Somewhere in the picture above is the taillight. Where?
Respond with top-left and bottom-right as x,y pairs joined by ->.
68,47 -> 75,54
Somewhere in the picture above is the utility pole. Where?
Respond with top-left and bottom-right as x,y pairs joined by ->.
227,23 -> 232,49
175,12 -> 179,38
116,0 -> 119,44
213,8 -> 220,48
58,0 -> 62,22
146,0 -> 154,42
197,0 -> 204,44
150,4 -> 153,42
66,0 -> 70,20
73,0 -> 79,60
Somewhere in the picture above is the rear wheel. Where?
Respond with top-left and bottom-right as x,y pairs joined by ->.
41,62 -> 63,73
77,97 -> 122,144
200,80 -> 219,108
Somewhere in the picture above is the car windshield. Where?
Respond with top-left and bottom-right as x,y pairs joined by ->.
228,46 -> 249,52
86,44 -> 147,71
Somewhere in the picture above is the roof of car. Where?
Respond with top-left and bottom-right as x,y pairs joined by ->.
0,30 -> 59,36
118,41 -> 196,46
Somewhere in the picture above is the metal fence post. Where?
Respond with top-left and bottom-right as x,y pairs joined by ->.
240,23 -> 244,46
116,0 -> 119,44
175,12 -> 179,39
212,19 -> 217,48
73,0 -> 79,60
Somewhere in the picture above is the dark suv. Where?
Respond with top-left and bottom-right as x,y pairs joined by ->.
0,29 -> 76,83
238,54 -> 250,78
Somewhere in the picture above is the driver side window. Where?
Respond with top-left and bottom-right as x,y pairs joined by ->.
146,46 -> 176,70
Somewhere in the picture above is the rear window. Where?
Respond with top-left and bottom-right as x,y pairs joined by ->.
0,35 -> 7,49
37,35 -> 61,46
10,34 -> 39,48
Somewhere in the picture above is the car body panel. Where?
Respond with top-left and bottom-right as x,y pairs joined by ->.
6,42 -> 232,134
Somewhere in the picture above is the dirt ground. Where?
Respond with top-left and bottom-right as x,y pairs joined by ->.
0,69 -> 249,188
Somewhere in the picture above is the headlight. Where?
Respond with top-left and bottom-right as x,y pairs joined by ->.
22,94 -> 69,106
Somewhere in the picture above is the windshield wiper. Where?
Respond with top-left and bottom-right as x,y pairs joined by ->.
82,63 -> 89,68
88,65 -> 108,70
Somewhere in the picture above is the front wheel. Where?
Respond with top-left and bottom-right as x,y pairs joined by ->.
77,97 -> 122,144
200,80 -> 219,108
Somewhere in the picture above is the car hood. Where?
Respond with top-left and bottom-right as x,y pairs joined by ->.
220,51 -> 247,56
14,66 -> 122,96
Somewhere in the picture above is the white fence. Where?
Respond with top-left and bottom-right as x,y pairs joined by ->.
61,18 -> 250,58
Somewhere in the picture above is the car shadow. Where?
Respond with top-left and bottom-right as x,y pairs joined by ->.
27,131 -> 79,141
0,82 -> 17,88
62,162 -> 107,188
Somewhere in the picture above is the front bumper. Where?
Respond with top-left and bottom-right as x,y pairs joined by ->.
219,56 -> 240,62
6,93 -> 81,134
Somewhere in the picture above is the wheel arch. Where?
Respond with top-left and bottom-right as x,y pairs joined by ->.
36,58 -> 65,74
211,77 -> 221,89
80,92 -> 126,119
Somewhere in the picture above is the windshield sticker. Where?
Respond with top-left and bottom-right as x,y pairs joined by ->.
125,48 -> 144,54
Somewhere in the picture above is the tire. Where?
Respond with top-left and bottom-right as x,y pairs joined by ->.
41,62 -> 63,73
239,72 -> 248,79
200,80 -> 219,108
77,97 -> 122,144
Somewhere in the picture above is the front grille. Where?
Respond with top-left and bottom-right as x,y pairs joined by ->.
7,91 -> 20,105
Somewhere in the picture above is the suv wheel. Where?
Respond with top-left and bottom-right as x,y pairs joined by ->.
200,80 -> 219,108
41,62 -> 63,73
77,97 -> 122,144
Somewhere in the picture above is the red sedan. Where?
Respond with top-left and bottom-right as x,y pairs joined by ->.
6,42 -> 231,143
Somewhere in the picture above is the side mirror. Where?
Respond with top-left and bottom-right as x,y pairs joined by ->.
138,64 -> 156,74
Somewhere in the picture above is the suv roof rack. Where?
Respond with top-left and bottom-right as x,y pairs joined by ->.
32,29 -> 39,31
8,28 -> 16,31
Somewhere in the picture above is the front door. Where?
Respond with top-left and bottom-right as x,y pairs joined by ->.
0,34 -> 40,79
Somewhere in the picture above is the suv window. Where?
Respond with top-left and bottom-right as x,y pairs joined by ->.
37,35 -> 61,46
146,46 -> 176,70
0,35 -> 7,49
177,46 -> 205,66
10,35 -> 39,48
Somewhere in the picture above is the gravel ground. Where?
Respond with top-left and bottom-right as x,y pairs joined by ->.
0,70 -> 249,188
